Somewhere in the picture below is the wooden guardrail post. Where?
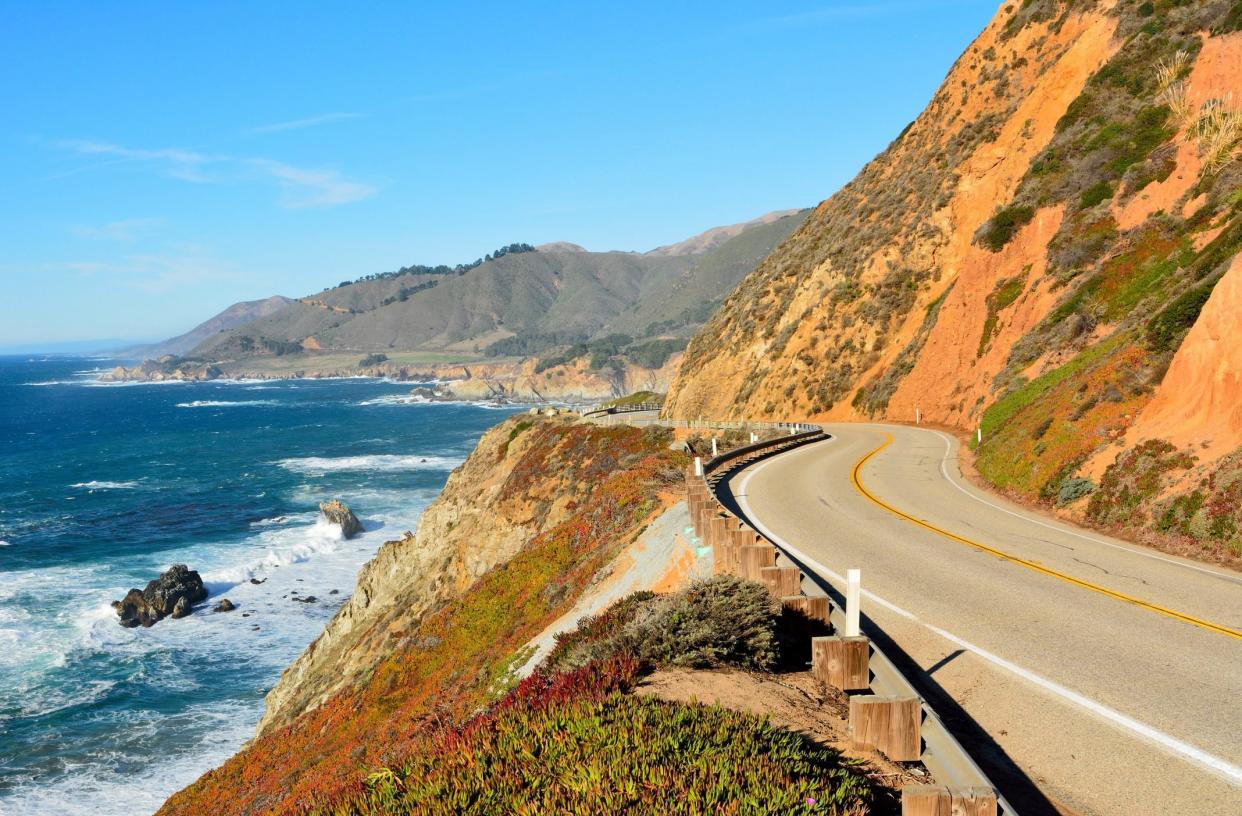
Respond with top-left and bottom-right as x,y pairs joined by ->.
850,695 -> 921,761
759,566 -> 801,598
901,785 -> 997,816
739,543 -> 777,580
782,595 -> 830,626
811,635 -> 869,691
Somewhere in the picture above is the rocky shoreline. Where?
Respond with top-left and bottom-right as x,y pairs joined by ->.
100,352 -> 680,403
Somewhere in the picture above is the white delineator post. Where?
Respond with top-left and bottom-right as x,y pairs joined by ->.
977,427 -> 982,445
694,456 -> 703,477
750,432 -> 758,443
846,568 -> 862,637
711,437 -> 718,456
916,407 -> 921,425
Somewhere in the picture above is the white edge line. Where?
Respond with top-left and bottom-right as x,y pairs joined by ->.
735,448 -> 1242,788
924,428 -> 1242,586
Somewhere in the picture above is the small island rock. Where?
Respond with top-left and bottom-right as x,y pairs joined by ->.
112,564 -> 207,628
214,598 -> 236,612
319,500 -> 363,539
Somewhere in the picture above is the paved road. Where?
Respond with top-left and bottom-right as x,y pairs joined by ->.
727,423 -> 1242,816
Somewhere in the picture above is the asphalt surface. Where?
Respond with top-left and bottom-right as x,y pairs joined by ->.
728,423 -> 1242,816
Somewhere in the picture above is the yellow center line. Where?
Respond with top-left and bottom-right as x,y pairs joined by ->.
850,433 -> 1242,641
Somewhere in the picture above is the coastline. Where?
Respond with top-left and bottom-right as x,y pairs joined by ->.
100,351 -> 683,404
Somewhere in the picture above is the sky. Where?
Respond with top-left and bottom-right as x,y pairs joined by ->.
0,0 -> 999,348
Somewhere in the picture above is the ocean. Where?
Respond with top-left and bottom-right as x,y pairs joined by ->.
0,355 -> 519,814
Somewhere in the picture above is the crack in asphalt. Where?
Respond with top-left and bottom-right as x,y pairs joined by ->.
1072,556 -> 1150,585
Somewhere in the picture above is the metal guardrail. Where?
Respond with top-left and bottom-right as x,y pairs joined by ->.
691,427 -> 1015,815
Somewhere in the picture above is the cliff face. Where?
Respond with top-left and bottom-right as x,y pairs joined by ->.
667,0 -> 1242,559
257,413 -> 673,734
160,416 -> 684,814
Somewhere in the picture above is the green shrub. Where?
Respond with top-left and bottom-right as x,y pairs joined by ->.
1056,476 -> 1097,505
359,353 -> 388,368
1146,280 -> 1216,352
544,576 -> 782,674
980,205 -> 1036,251
1079,181 -> 1114,209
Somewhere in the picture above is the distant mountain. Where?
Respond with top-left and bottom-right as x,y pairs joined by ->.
645,209 -> 803,256
125,296 -> 297,359
535,241 -> 587,253
165,210 -> 808,367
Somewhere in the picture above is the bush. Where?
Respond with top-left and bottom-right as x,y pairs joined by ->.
543,576 -> 782,674
1079,181 -> 1114,209
359,353 -> 388,368
1147,280 -> 1216,352
1056,476 -> 1097,505
980,204 -> 1036,251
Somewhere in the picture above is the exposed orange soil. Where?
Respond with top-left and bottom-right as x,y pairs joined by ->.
1126,253 -> 1242,460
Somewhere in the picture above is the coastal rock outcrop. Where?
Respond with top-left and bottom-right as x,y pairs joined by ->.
319,500 -> 363,539
112,564 -> 208,628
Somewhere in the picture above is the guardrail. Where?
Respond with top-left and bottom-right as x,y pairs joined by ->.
579,401 -> 665,417
686,426 -> 1013,816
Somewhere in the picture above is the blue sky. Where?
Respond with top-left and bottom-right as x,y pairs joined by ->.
0,0 -> 998,348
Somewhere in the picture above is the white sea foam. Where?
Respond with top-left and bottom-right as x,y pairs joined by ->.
176,400 -> 278,408
357,393 -> 432,407
275,453 -> 463,475
70,480 -> 140,490
0,540 -> 10,546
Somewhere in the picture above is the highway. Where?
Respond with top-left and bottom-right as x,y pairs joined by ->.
724,423 -> 1242,816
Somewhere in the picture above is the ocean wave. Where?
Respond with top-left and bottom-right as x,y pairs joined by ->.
176,400 -> 278,408
0,540 -> 10,547
357,394 -> 433,407
70,480 -> 140,490
275,453 -> 463,475
77,379 -> 193,388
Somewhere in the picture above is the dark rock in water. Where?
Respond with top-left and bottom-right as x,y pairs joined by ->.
214,598 -> 236,612
111,564 -> 207,628
292,595 -> 317,604
329,589 -> 340,595
249,577 -> 266,585
319,499 -> 363,539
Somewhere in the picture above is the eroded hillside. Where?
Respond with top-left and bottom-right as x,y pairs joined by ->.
667,0 -> 1242,561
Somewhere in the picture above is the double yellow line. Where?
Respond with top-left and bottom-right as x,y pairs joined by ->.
850,434 -> 1242,641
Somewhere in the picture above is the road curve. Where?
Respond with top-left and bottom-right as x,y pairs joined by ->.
727,423 -> 1242,816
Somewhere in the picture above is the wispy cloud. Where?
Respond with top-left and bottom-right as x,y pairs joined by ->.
248,159 -> 377,208
247,112 -> 365,134
53,139 -> 376,209
58,139 -> 215,181
72,217 -> 164,242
